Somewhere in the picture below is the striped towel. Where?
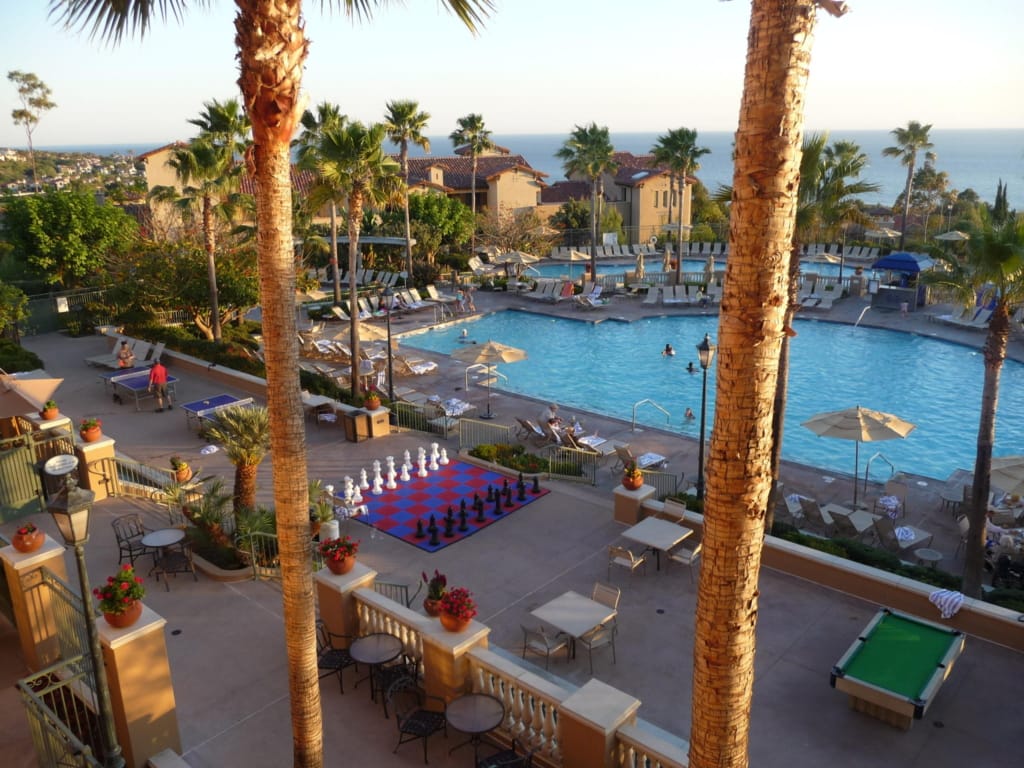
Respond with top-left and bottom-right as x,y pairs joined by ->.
894,526 -> 916,541
929,589 -> 964,619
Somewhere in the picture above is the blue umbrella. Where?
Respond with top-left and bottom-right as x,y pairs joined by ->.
871,252 -> 934,273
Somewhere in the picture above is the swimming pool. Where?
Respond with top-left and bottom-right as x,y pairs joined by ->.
405,311 -> 1024,482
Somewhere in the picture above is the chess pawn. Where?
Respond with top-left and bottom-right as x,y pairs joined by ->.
385,469 -> 397,490
371,474 -> 384,495
475,502 -> 487,523
415,519 -> 426,539
417,456 -> 428,478
532,476 -> 541,494
358,469 -> 369,490
443,517 -> 455,538
517,482 -> 527,502
458,508 -> 469,532
429,452 -> 439,471
429,523 -> 441,547
351,484 -> 364,504
486,484 -> 495,502
504,486 -> 514,508
399,463 -> 411,482
439,448 -> 450,465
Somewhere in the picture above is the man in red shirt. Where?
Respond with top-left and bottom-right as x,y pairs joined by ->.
148,358 -> 171,412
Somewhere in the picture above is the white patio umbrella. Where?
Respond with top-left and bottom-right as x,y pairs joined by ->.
989,456 -> 1024,496
450,340 -> 527,419
865,227 -> 900,240
566,249 -> 591,279
934,230 -> 970,242
802,405 -> 916,507
0,371 -> 63,418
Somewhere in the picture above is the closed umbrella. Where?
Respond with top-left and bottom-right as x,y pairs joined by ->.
451,340 -> 527,419
635,252 -> 646,281
989,456 -> 1024,496
802,405 -> 916,506
0,371 -> 63,418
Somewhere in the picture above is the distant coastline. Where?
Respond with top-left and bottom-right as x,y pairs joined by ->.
26,127 -> 1023,206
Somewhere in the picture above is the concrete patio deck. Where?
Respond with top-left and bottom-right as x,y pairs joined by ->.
3,282 -> 1023,767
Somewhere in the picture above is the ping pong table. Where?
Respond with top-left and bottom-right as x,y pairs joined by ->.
109,370 -> 178,411
182,394 -> 256,432
98,366 -> 149,392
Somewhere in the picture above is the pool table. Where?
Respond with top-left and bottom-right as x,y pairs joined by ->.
830,608 -> 965,730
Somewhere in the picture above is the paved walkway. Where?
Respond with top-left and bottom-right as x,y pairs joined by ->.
2,282 -> 1022,767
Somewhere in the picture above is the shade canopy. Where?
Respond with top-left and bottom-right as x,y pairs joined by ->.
492,250 -> 539,266
934,230 -> 970,242
871,251 -> 934,273
802,405 -> 916,506
989,456 -> 1024,496
0,371 -> 63,418
865,227 -> 900,239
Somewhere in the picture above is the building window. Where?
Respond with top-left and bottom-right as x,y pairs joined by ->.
653,191 -> 658,208
663,191 -> 668,208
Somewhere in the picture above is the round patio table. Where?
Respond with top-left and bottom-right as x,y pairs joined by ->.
446,692 -> 505,761
349,633 -> 403,702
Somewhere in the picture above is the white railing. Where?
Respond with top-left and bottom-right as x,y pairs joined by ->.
354,588 -> 428,673
615,722 -> 689,768
466,647 -> 572,764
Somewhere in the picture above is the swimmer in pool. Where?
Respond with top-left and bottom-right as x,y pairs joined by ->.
663,344 -> 675,356
686,361 -> 697,374
684,407 -> 695,420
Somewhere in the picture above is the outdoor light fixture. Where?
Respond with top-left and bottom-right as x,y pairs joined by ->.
381,286 -> 396,424
695,333 -> 717,500
45,458 -> 125,768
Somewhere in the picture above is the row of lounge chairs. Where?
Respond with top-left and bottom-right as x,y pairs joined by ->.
335,269 -> 405,288
641,285 -> 718,307
85,336 -> 166,369
799,284 -> 840,310
784,494 -> 933,555
549,245 -> 659,260
521,280 -> 575,302
933,305 -> 994,330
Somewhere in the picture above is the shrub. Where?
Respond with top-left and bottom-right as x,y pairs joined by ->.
0,339 -> 43,372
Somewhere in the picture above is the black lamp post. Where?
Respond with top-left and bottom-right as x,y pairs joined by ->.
695,333 -> 716,500
381,286 -> 396,424
46,463 -> 125,768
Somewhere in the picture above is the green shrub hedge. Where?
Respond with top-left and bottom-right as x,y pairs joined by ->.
0,339 -> 43,372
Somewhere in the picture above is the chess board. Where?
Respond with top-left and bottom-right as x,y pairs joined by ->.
349,460 -> 548,552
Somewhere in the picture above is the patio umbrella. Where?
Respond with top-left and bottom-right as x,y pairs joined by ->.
802,405 -> 916,506
704,255 -> 717,284
0,371 -> 63,418
635,252 -> 646,281
566,249 -> 591,279
989,456 -> 1024,496
865,227 -> 900,240
871,252 -> 934,273
333,323 -> 388,342
934,230 -> 970,242
450,340 -> 527,419
662,248 -> 672,273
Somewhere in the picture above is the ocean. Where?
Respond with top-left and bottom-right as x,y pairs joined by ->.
36,128 -> 1022,206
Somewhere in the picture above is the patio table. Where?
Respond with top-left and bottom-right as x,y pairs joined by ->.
621,517 -> 693,570
530,590 -> 616,657
446,692 -> 504,761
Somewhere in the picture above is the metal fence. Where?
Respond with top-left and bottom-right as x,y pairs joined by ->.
639,468 -> 684,500
458,419 -> 512,452
548,446 -> 601,485
18,660 -> 103,768
238,531 -> 325,581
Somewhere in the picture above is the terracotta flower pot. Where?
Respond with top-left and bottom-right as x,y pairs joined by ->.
326,555 -> 356,575
439,612 -> 472,633
40,407 -> 59,421
365,396 -> 381,411
621,474 -> 643,491
175,468 -> 192,484
103,600 -> 143,629
423,597 -> 443,617
80,426 -> 102,443
12,530 -> 44,554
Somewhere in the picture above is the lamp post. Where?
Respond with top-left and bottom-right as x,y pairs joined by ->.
695,333 -> 716,500
381,286 -> 396,424
46,465 -> 125,768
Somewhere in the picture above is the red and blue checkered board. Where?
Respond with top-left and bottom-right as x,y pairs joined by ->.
350,460 -> 548,552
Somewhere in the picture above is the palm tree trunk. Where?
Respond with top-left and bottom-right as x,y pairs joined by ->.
234,463 -> 259,514
898,160 -> 915,250
203,193 -> 222,342
675,174 -> 686,284
963,307 -> 1010,596
690,3 -> 815,767
589,176 -> 599,278
235,2 -> 322,766
401,148 -> 414,279
348,192 -> 364,400
330,202 -> 341,305
470,155 -> 478,252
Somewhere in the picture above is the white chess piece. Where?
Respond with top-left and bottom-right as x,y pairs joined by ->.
343,477 -> 355,503
417,446 -> 426,461
417,456 -> 428,478
385,468 -> 397,490
372,460 -> 383,486
403,450 -> 412,468
371,474 -> 383,495
429,453 -> 439,471
439,448 -> 450,465
351,483 -> 363,504
358,469 -> 369,490
430,442 -> 440,460
399,462 -> 411,482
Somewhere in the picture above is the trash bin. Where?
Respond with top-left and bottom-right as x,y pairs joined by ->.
366,408 -> 390,438
340,410 -> 371,443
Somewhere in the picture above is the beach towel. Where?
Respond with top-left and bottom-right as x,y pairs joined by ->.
929,589 -> 964,619
894,526 -> 915,542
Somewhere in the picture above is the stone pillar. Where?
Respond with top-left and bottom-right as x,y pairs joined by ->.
559,679 -> 641,768
315,561 -> 377,642
613,484 -> 657,525
420,620 -> 490,704
98,605 -> 182,768
76,436 -> 117,501
0,535 -> 68,670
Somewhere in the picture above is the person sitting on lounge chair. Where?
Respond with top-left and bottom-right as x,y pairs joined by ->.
117,340 -> 136,368
540,403 -> 563,427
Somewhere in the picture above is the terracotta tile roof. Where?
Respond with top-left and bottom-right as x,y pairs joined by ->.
136,142 -> 187,162
405,154 -> 546,192
540,180 -> 593,204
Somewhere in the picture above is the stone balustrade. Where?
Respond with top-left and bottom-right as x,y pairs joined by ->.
615,722 -> 689,768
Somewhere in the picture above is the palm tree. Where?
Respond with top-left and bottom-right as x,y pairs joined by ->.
689,3 -> 847,768
52,4 -> 491,767
883,120 -> 935,250
384,99 -> 431,280
203,405 -> 271,514
312,121 -> 402,401
293,102 -> 347,305
556,123 -> 617,279
449,113 -> 493,252
923,217 -> 1024,597
667,128 -> 710,281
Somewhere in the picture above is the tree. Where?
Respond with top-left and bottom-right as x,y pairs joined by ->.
549,198 -> 591,234
449,113 -> 493,252
407,191 -> 474,264
7,71 -> 57,191
311,121 -> 402,401
883,120 -> 934,250
689,3 -> 848,768
204,405 -> 271,514
293,102 -> 347,304
52,3 -> 491,767
1,190 -> 138,287
384,99 -> 431,279
923,216 -> 1024,597
556,123 -> 617,278
0,280 -> 29,339
991,179 -> 1010,224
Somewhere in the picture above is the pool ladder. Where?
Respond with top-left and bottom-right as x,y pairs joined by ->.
631,398 -> 672,431
864,452 -> 896,495
464,363 -> 507,391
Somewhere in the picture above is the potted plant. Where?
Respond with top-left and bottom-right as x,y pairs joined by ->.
79,417 -> 102,443
318,535 -> 360,575
308,479 -> 335,538
363,386 -> 381,412
40,400 -> 59,420
11,521 -> 44,554
93,564 -> 146,628
438,586 -> 477,633
421,569 -> 447,617
170,456 -> 192,483
622,460 -> 644,490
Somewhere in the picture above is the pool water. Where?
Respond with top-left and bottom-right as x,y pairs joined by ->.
404,311 -> 1024,482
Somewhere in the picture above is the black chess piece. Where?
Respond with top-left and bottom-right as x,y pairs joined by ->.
532,476 -> 541,494
473,492 -> 481,507
486,484 -> 494,502
493,494 -> 503,516
427,514 -> 438,533
458,508 -> 469,532
415,519 -> 426,539
517,481 -> 527,502
503,478 -> 510,493
518,471 -> 524,487
475,502 -> 486,523
460,498 -> 467,515
504,486 -> 514,507
443,517 -> 455,538
446,505 -> 455,523
428,515 -> 440,546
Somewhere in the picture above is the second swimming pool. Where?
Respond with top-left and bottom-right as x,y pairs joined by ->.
404,311 -> 1024,482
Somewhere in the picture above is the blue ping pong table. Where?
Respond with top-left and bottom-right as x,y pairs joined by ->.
182,394 -> 256,432
109,370 -> 178,411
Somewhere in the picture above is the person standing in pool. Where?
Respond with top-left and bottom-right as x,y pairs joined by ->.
663,344 -> 675,356
686,361 -> 697,374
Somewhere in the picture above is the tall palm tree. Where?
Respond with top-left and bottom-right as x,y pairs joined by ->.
449,113 -> 493,252
312,120 -> 402,400
293,102 -> 347,305
671,128 -> 710,281
923,217 -> 1024,597
650,133 -> 679,258
883,120 -> 934,250
203,404 -> 271,514
689,3 -> 847,768
556,123 -> 617,278
52,4 -> 491,767
384,99 -> 431,280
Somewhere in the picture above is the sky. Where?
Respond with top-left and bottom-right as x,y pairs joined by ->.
2,0 -> 1022,148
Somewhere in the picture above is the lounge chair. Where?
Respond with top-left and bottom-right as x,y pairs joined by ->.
642,287 -> 661,305
797,497 -> 853,537
551,281 -> 576,303
394,356 -> 438,376
662,285 -> 685,306
424,284 -> 457,304
830,509 -> 880,542
872,516 -> 933,553
612,445 -> 667,472
515,417 -> 551,446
